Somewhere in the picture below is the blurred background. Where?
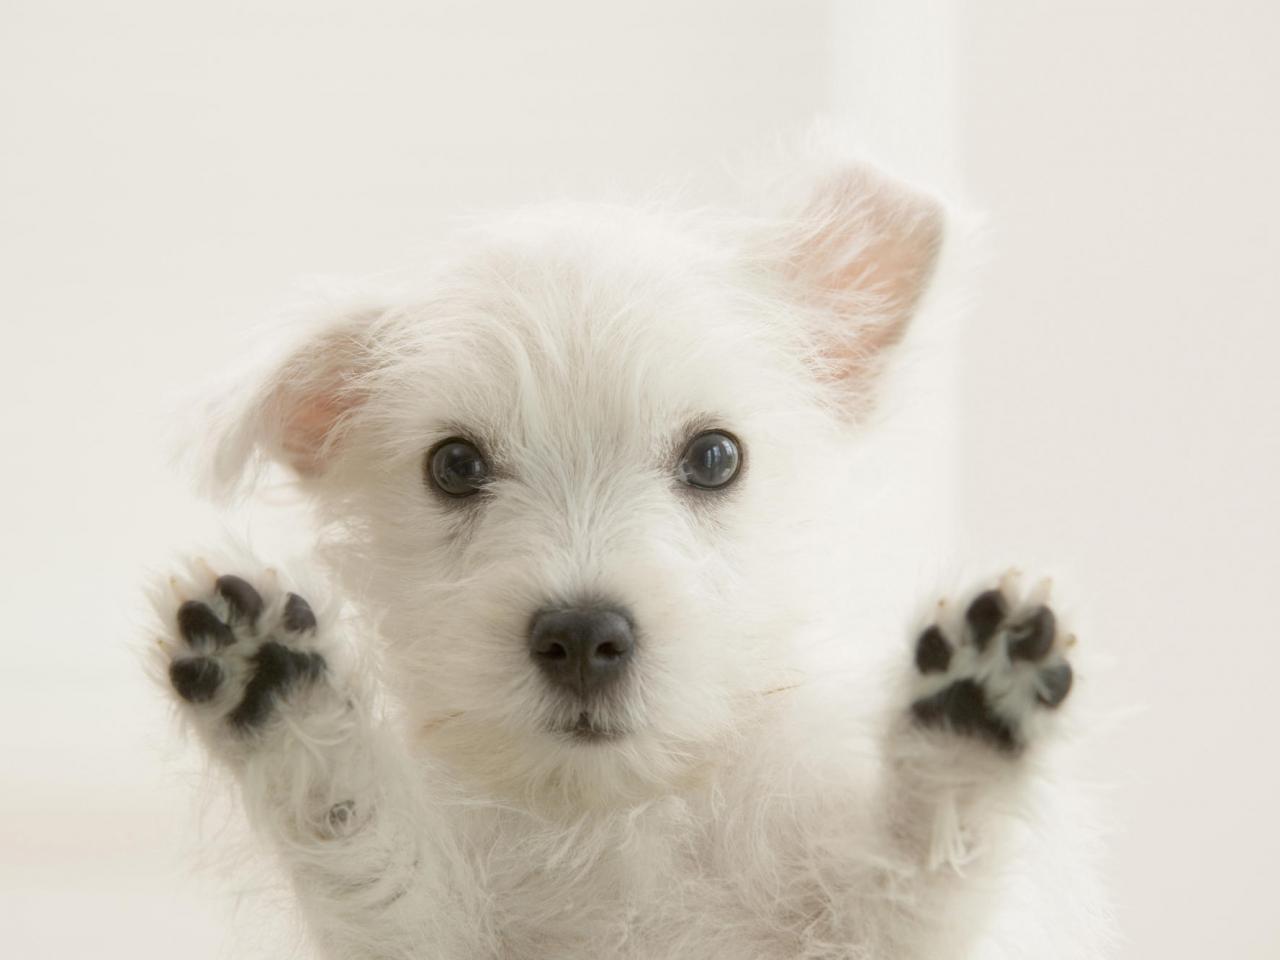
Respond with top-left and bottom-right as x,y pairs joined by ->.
2,1 -> 1277,956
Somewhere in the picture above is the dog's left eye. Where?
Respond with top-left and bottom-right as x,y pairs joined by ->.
678,430 -> 742,490
426,438 -> 490,498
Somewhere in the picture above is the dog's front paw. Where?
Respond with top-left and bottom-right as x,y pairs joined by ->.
153,562 -> 336,744
909,573 -> 1074,753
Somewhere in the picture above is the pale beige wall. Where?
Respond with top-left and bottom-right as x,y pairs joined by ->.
952,2 -> 1280,957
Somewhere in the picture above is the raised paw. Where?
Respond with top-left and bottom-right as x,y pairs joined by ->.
909,573 -> 1074,752
157,566 -> 331,737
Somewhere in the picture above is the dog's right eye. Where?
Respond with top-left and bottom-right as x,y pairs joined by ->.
425,438 -> 490,498
677,430 -> 742,490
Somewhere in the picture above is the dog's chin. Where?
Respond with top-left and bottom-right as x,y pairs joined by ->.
552,711 -> 628,745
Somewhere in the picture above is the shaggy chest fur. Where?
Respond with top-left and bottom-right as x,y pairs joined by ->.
461,794 -> 816,960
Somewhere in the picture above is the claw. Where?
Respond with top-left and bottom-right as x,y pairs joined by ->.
193,556 -> 218,586
1028,576 -> 1054,608
999,568 -> 1023,598
168,576 -> 188,603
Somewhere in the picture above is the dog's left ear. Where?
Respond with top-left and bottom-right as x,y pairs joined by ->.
761,163 -> 945,413
206,297 -> 395,494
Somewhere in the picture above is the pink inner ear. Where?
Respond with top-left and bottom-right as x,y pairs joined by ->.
268,328 -> 375,477
281,390 -> 355,476
789,167 -> 945,389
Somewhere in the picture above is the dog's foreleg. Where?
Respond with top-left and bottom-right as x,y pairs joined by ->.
152,562 -> 484,960
869,573 -> 1076,957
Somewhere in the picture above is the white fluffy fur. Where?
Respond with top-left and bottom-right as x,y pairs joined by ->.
149,159 -> 1111,959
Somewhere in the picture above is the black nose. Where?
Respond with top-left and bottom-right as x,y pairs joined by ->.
528,605 -> 635,696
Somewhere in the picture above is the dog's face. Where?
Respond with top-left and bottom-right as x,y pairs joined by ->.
217,165 -> 943,801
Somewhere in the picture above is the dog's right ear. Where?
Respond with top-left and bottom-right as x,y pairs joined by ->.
206,296 -> 395,495
753,160 -> 946,417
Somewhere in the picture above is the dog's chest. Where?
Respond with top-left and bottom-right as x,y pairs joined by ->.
467,802 -> 800,960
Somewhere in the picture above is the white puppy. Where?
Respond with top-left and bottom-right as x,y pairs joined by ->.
150,159 -> 1109,959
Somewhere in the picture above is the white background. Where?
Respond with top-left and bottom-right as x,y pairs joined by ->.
2,2 -> 1277,957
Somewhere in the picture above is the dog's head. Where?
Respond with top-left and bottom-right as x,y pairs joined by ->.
213,163 -> 943,802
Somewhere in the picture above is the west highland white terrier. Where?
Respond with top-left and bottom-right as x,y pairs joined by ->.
149,158 -> 1109,959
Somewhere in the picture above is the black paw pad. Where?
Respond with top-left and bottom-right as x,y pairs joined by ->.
964,590 -> 1008,650
914,626 -> 952,674
169,657 -> 223,703
283,593 -> 318,633
216,575 -> 264,626
177,601 -> 233,649
228,641 -> 326,730
911,678 -> 1017,752
1009,606 -> 1056,662
1036,661 -> 1073,708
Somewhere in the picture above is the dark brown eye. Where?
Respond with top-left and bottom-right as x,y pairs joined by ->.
426,438 -> 489,497
678,430 -> 742,490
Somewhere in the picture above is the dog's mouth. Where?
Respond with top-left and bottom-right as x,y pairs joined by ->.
554,711 -> 626,744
